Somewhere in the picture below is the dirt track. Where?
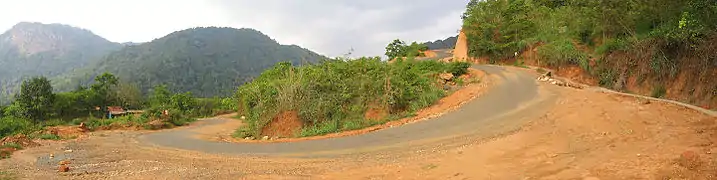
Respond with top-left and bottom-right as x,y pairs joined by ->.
1,66 -> 716,179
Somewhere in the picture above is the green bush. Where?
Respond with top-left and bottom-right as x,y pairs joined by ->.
596,38 -> 630,54
537,39 -> 589,71
0,117 -> 37,139
237,58 -> 470,137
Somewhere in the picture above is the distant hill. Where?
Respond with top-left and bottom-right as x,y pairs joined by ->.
423,36 -> 458,50
55,27 -> 326,97
0,22 -> 122,104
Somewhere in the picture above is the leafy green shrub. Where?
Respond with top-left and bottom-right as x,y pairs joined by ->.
445,62 -> 472,76
38,134 -> 61,140
537,39 -> 589,71
596,38 -> 630,54
237,57 -> 470,137
0,117 -> 37,139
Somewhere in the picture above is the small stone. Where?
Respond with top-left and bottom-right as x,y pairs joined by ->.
261,136 -> 269,141
58,164 -> 70,172
64,149 -> 73,153
49,154 -> 54,158
244,137 -> 251,140
240,116 -> 246,120
636,153 -> 641,157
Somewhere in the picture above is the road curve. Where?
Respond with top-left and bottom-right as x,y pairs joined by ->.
139,65 -> 555,156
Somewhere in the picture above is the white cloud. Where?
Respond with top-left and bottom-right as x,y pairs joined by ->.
0,0 -> 468,57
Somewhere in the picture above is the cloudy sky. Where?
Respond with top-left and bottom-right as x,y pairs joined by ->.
0,0 -> 468,57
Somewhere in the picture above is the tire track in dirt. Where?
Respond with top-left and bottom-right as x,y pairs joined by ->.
139,65 -> 552,156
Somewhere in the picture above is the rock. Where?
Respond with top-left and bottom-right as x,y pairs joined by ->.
544,71 -> 552,77
261,136 -> 269,141
240,116 -> 246,120
58,164 -> 70,172
678,150 -> 702,169
439,73 -> 454,81
49,153 -> 54,158
64,149 -> 73,153
244,137 -> 252,140
58,160 -> 71,165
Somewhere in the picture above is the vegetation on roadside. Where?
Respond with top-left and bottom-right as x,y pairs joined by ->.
461,0 -> 717,105
385,39 -> 430,60
234,57 -> 471,138
0,72 -> 237,140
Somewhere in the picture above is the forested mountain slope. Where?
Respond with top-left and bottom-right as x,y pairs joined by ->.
54,27 -> 325,97
0,22 -> 122,104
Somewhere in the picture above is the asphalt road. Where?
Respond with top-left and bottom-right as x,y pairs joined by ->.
139,65 -> 554,156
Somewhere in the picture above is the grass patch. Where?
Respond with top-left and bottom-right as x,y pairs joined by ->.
651,85 -> 667,98
0,170 -> 16,180
37,134 -> 61,140
0,143 -> 22,150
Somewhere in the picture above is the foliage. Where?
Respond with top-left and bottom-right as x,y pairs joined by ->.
236,58 -> 471,137
385,39 -> 429,59
0,117 -> 37,138
54,27 -> 325,98
461,0 -> 717,63
16,77 -> 55,122
0,22 -> 122,105
536,39 -> 590,70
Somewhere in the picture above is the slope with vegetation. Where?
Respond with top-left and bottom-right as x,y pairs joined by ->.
0,22 -> 122,104
0,71 -> 236,159
234,57 -> 471,138
54,27 -> 325,97
461,0 -> 717,108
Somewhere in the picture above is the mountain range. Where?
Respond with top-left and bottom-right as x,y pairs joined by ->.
0,22 -> 325,104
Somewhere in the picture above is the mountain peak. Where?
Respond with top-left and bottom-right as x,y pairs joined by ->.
1,22 -> 115,56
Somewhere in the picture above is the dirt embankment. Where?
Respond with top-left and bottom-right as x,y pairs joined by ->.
456,27 -> 717,110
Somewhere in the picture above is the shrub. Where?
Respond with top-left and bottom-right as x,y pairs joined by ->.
237,58 -> 470,137
537,39 -> 589,71
0,117 -> 37,139
596,38 -> 630,54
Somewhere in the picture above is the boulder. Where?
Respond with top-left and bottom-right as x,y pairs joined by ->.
439,73 -> 454,81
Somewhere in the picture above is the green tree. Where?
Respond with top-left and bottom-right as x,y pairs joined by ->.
88,72 -> 119,115
385,39 -> 407,60
114,82 -> 144,109
149,85 -> 172,108
16,77 -> 55,121
170,92 -> 196,112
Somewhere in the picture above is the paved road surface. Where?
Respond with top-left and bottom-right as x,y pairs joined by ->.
139,65 -> 555,156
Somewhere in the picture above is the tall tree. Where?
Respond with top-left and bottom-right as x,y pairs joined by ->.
385,39 -> 407,60
89,72 -> 119,114
16,77 -> 55,121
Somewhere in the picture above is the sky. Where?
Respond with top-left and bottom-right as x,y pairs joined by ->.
0,0 -> 468,57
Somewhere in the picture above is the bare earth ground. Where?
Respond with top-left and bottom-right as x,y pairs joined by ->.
1,67 -> 715,179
